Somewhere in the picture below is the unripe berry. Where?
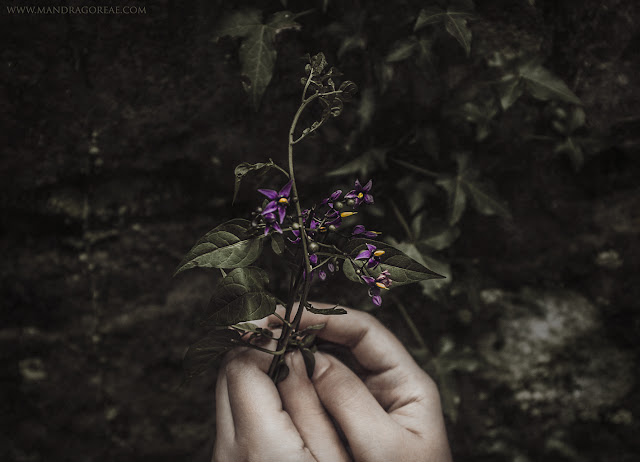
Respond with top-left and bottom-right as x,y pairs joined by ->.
328,224 -> 337,232
334,201 -> 344,210
309,242 -> 319,253
346,199 -> 356,207
292,222 -> 300,230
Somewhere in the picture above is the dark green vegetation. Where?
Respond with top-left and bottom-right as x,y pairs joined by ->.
2,1 -> 639,461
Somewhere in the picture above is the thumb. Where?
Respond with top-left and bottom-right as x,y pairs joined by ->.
311,352 -> 400,453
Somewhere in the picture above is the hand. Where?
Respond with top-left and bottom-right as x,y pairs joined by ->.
213,303 -> 453,462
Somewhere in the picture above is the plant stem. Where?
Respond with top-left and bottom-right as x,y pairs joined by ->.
389,293 -> 430,354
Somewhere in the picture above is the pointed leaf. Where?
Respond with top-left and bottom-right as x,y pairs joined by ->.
174,219 -> 264,275
386,38 -> 418,63
445,15 -> 472,56
274,362 -> 290,383
463,179 -> 511,219
204,267 -> 277,326
343,239 -> 444,286
391,240 -> 452,300
271,232 -> 285,255
215,9 -> 262,39
497,75 -> 524,110
414,7 -> 447,31
437,177 -> 467,226
234,160 -> 286,204
301,348 -> 316,378
519,62 -> 582,105
183,329 -> 241,378
421,226 -> 461,250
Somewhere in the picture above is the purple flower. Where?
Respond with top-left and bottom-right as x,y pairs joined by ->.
259,180 -> 293,224
303,253 -> 319,280
361,270 -> 392,306
289,213 -> 318,243
355,243 -> 385,269
345,179 -> 373,206
352,225 -> 380,238
320,189 -> 342,206
262,212 -> 282,236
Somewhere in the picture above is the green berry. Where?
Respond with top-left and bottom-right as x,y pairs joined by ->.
309,242 -> 319,253
334,201 -> 344,210
346,199 -> 356,207
292,222 -> 300,230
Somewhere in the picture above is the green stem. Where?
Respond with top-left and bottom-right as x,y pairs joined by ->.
389,293 -> 429,353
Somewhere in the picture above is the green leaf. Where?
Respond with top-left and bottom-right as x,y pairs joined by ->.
216,10 -> 300,110
233,160 -> 287,204
420,226 -> 461,251
183,329 -> 242,378
391,240 -> 452,300
343,239 -> 445,286
174,219 -> 264,275
497,75 -> 524,110
274,362 -> 290,383
301,348 -> 316,378
519,61 -> 582,105
326,148 -> 386,178
445,15 -> 472,57
386,38 -> 418,63
436,177 -> 467,226
554,137 -> 584,171
204,267 -> 277,326
464,179 -> 511,219
414,7 -> 474,56
270,232 -> 285,255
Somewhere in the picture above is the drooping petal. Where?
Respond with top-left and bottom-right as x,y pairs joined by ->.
330,189 -> 342,201
352,225 -> 365,235
372,294 -> 382,306
344,190 -> 357,199
319,270 -> 327,281
362,179 -> 372,192
361,275 -> 375,285
366,243 -> 377,253
364,193 -> 374,204
309,254 -> 318,265
355,249 -> 372,260
367,259 -> 379,269
258,188 -> 278,200
278,180 -> 293,198
328,263 -> 335,272
262,201 -> 278,214
277,205 -> 286,224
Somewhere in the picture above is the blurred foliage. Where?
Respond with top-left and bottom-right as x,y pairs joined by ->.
210,0 -> 605,429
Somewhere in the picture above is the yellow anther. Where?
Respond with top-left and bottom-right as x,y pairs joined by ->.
375,282 -> 390,290
278,197 -> 289,204
357,192 -> 364,199
340,211 -> 357,218
319,226 -> 327,232
373,250 -> 385,257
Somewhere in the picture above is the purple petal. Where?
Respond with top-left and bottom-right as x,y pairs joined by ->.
272,222 -> 282,234
263,201 -> 278,214
361,275 -> 375,285
279,180 -> 293,198
264,226 -> 270,236
366,243 -> 377,253
355,250 -> 372,260
364,194 -> 374,204
258,188 -> 278,200
364,231 -> 378,238
372,294 -> 382,306
344,190 -> 357,199
352,225 -> 365,235
354,179 -> 362,189
362,179 -> 372,192
309,254 -> 318,265
330,189 -> 342,201
367,260 -> 379,269
278,206 -> 286,224
328,263 -> 335,272
319,270 -> 327,281
263,212 -> 276,221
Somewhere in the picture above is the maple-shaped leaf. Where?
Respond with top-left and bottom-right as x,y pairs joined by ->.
414,6 -> 475,57
518,60 -> 582,105
215,10 -> 301,109
436,153 -> 510,225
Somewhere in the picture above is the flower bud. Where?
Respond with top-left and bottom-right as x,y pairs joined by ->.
309,242 -> 319,253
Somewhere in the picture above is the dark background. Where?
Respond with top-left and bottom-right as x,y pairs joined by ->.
1,0 -> 639,461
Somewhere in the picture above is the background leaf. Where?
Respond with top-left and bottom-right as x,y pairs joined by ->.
174,219 -> 264,275
519,61 -> 582,105
464,179 -> 511,218
204,267 -> 277,326
445,15 -> 472,56
216,10 -> 300,109
270,232 -> 285,255
437,177 -> 467,226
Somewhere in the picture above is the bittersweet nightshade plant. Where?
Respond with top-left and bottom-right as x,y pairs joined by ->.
174,52 -> 444,383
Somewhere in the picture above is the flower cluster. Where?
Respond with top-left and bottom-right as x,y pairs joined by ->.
361,270 -> 393,306
254,178 -> 390,305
